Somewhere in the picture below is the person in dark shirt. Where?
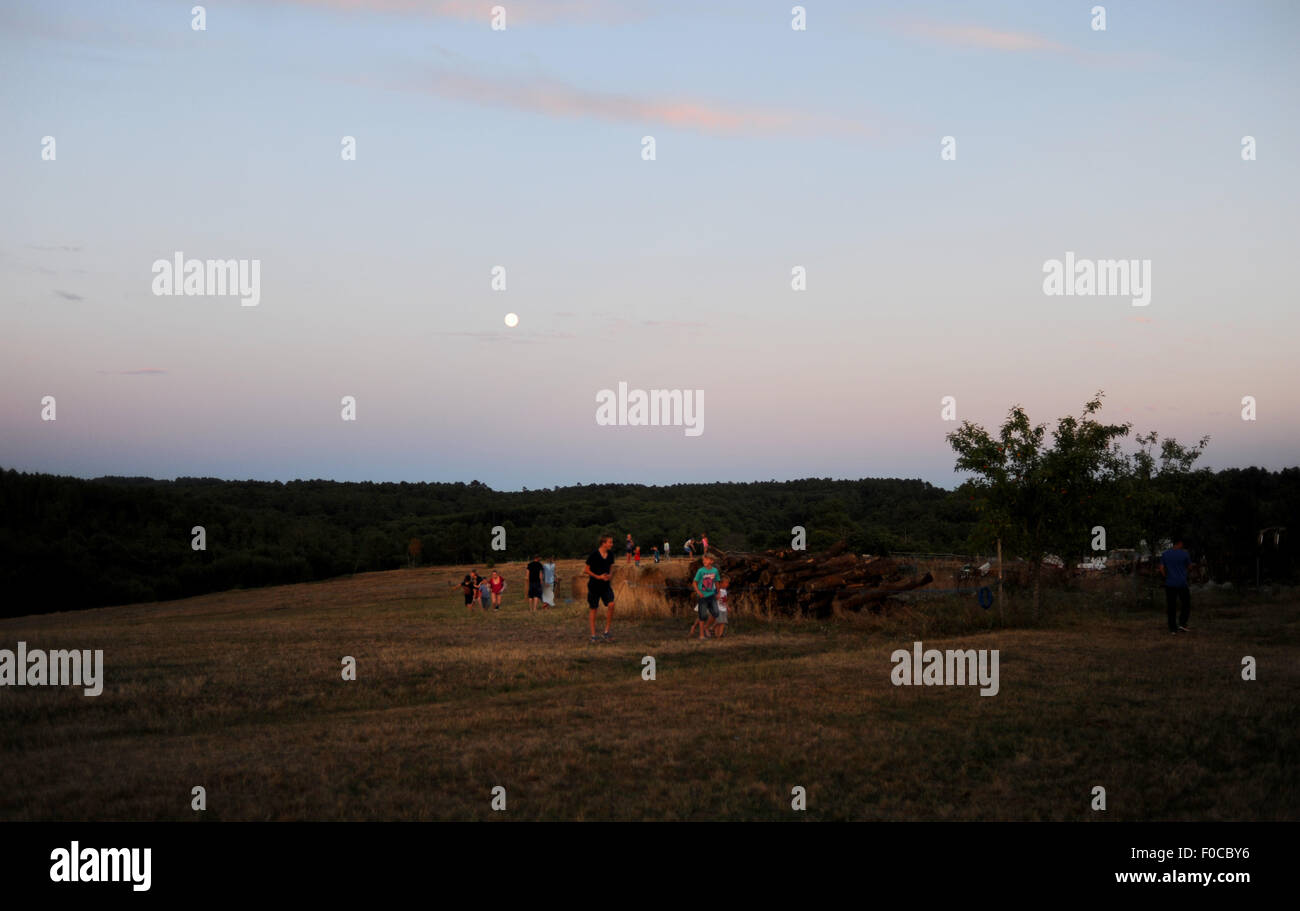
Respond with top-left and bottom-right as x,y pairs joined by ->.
1159,537 -> 1193,634
463,570 -> 483,610
526,555 -> 545,612
585,535 -> 617,643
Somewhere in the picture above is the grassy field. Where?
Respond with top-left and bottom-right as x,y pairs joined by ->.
1,559 -> 1296,821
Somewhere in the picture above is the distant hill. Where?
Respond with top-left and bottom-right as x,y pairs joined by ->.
0,471 -> 975,615
2,467 -> 1294,616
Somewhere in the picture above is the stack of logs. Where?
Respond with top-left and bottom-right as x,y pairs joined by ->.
669,540 -> 933,618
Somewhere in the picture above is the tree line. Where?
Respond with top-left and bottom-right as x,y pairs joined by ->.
1,402 -> 1294,617
0,473 -> 981,615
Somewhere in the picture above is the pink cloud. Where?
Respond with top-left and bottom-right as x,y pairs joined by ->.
899,20 -> 1068,53
270,0 -> 646,25
374,68 -> 872,137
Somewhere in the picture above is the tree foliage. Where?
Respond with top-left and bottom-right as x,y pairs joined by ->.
0,471 -> 973,615
949,394 -> 1130,610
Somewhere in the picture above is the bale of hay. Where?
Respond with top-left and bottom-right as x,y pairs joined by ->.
632,565 -> 665,590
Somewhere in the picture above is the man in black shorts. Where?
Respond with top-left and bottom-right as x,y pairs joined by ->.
585,535 -> 616,643
526,554 -> 545,612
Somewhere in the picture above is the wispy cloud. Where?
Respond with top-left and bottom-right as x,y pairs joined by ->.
0,8 -> 180,55
370,67 -> 872,137
898,20 -> 1068,53
53,290 -> 83,301
270,0 -> 648,25
894,17 -> 1143,66
595,316 -> 713,337
98,368 -> 168,375
433,330 -> 577,342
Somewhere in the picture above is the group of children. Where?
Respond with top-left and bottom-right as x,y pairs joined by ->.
461,570 -> 506,611
622,533 -> 710,565
624,535 -> 665,565
683,535 -> 708,558
626,545 -> 666,565
688,553 -> 729,640
461,557 -> 559,612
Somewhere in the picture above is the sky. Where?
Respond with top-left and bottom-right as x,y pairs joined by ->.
2,0 -> 1298,490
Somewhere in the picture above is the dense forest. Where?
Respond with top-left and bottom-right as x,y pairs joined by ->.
0,467 -> 1295,616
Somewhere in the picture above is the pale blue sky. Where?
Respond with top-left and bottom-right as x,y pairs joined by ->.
2,0 -> 1297,488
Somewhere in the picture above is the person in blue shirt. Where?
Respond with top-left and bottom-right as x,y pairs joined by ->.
692,554 -> 722,640
1159,537 -> 1193,634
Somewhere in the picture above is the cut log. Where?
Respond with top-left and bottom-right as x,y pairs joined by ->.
833,573 -> 934,612
670,541 -> 931,618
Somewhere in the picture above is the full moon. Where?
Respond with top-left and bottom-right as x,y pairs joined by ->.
504,312 -> 519,328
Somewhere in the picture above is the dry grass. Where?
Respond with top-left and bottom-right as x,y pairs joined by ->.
1,560 -> 1296,820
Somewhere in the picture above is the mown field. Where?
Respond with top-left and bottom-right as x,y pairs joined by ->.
1,560 -> 1296,821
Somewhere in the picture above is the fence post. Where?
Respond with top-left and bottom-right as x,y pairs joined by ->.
996,537 -> 1004,625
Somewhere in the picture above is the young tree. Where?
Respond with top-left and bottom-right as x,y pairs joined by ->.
1119,431 -> 1209,599
947,393 -> 1131,614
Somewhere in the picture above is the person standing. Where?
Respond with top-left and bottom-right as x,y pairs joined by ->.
1159,537 -> 1193,634
684,537 -> 694,558
625,533 -> 635,565
692,553 -> 722,640
526,555 -> 545,612
585,535 -> 617,643
713,574 -> 730,638
461,573 -> 478,610
489,570 -> 506,611
541,556 -> 557,609
663,540 -> 670,561
701,533 -> 709,555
